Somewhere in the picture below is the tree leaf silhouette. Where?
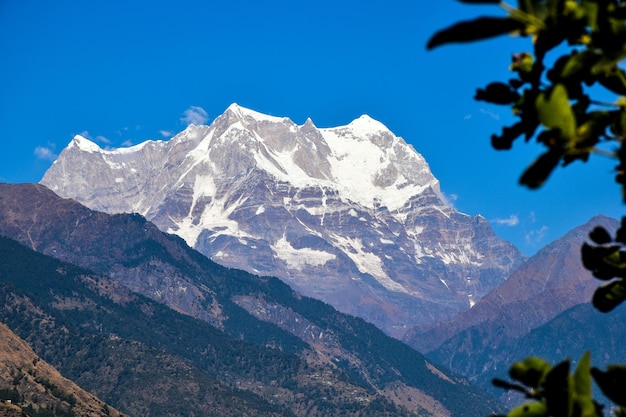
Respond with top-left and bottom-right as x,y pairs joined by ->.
427,17 -> 525,50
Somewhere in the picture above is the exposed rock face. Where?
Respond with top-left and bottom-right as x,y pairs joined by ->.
402,215 -> 619,400
0,183 -> 227,330
40,103 -> 525,335
404,215 -> 618,354
0,183 -> 502,417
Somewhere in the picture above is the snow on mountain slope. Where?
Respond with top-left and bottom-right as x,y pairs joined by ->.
41,103 -> 525,336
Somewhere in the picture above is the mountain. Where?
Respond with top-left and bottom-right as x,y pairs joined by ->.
404,215 -> 617,353
402,215 -> 621,399
0,183 -> 501,417
488,301 -> 626,405
0,321 -> 128,417
40,103 -> 525,336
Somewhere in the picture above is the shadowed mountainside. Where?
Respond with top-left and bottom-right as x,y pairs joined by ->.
404,215 -> 617,354
0,183 -> 500,417
403,215 -> 623,402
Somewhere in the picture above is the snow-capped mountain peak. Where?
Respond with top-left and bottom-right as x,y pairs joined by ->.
225,102 -> 291,124
346,114 -> 389,135
41,104 -> 525,336
69,135 -> 101,153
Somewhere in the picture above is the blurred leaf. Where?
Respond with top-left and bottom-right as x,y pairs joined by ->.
591,366 -> 626,406
598,69 -> 626,96
427,17 -> 525,49
618,109 -> 626,137
592,280 -> 626,312
573,352 -> 596,417
543,360 -> 571,417
589,227 -> 612,244
572,110 -> 609,150
511,52 -> 534,73
534,27 -> 566,59
493,378 -> 529,394
508,402 -> 548,417
611,3 -> 626,19
571,94 -> 591,118
491,122 -> 525,150
580,1 -> 599,31
609,108 -> 626,140
510,357 -> 552,388
616,142 -> 626,202
546,0 -> 565,18
519,149 -> 562,189
560,50 -> 601,82
616,217 -> 626,244
581,243 -> 624,280
536,129 -> 559,146
519,0 -> 542,15
535,84 -> 576,139
476,82 -> 521,104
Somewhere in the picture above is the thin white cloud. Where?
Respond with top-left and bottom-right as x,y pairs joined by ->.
526,225 -> 548,246
121,140 -> 134,147
34,145 -> 57,161
159,130 -> 172,138
79,131 -> 111,147
479,108 -> 500,120
115,127 -> 130,136
181,106 -> 209,125
439,192 -> 457,208
492,214 -> 519,227
463,114 -> 472,120
95,135 -> 111,145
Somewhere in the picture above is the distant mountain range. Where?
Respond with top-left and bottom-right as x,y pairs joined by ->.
404,216 -> 617,353
40,103 -> 525,337
403,215 -> 626,403
0,183 -> 499,417
3,105 -> 622,415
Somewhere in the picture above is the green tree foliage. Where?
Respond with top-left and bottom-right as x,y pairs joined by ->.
428,1 -> 626,416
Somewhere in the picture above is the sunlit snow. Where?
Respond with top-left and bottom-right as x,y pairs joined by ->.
49,104 -> 488,305
330,233 -> 409,294
70,135 -> 101,153
271,234 -> 336,270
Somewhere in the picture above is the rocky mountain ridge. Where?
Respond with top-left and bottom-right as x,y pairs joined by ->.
0,182 -> 500,417
402,215 -> 621,402
404,215 -> 617,353
40,104 -> 526,336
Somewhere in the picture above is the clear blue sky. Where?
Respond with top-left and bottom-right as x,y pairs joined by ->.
1,0 -> 623,255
